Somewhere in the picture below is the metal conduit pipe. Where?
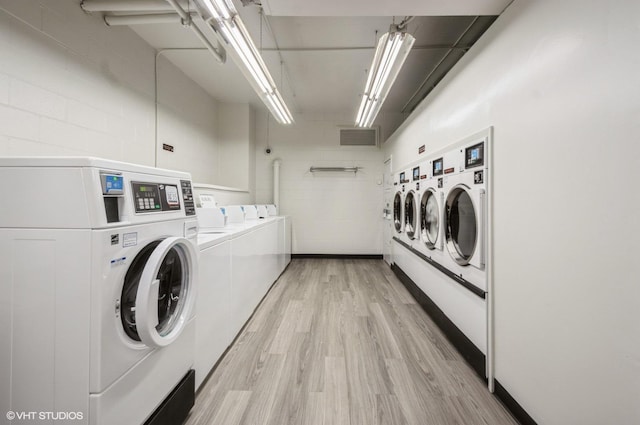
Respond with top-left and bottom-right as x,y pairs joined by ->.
81,0 -> 187,12
273,159 -> 281,210
164,0 -> 225,63
104,13 -> 194,26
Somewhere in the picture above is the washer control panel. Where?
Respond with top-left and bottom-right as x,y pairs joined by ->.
180,180 -> 196,216
132,182 -> 181,213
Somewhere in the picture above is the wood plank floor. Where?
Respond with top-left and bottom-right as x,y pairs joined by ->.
186,259 -> 518,425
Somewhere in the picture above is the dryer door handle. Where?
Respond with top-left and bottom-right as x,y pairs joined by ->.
135,236 -> 197,349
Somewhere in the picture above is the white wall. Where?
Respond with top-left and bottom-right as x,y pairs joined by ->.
193,184 -> 252,207
157,55 -> 220,183
216,103 -> 255,192
0,0 -> 235,189
0,0 -> 156,162
384,1 -> 640,424
255,111 -> 393,254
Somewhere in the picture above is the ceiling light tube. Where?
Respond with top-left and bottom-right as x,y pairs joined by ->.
218,24 -> 271,93
272,91 -> 293,123
269,91 -> 293,124
201,0 -> 235,21
196,0 -> 294,125
355,29 -> 414,127
265,92 -> 292,125
265,94 -> 287,123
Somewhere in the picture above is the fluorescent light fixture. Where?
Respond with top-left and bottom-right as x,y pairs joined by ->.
355,29 -> 415,128
197,0 -> 294,125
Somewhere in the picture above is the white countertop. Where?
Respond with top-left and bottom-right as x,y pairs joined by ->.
197,216 -> 283,250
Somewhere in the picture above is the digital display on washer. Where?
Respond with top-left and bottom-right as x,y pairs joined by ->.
412,166 -> 420,181
100,173 -> 124,195
465,142 -> 485,168
432,158 -> 443,176
132,182 -> 181,213
399,172 -> 405,183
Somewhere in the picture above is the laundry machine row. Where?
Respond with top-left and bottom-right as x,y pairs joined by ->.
0,157 -> 199,425
392,134 -> 490,294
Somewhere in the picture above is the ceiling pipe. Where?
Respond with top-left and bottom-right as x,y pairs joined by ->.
164,0 -> 225,63
104,12 -> 195,26
81,0 -> 187,12
257,44 -> 469,52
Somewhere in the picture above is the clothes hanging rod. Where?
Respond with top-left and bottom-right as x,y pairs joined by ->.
310,167 -> 361,173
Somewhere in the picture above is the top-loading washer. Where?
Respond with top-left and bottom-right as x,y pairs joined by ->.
0,157 -> 199,425
440,137 -> 489,291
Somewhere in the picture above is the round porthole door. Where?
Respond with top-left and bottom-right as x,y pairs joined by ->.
445,185 -> 478,266
420,188 -> 440,249
404,191 -> 417,239
393,192 -> 403,233
120,237 -> 197,348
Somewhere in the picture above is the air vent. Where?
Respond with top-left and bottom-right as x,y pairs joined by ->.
339,128 -> 378,146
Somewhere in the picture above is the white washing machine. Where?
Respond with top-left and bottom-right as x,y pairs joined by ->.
392,170 -> 407,236
415,157 -> 446,263
403,165 -> 421,241
0,157 -> 199,425
440,136 -> 489,291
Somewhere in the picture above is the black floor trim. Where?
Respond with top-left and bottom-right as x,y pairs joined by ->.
145,369 -> 194,425
393,237 -> 486,299
292,254 -> 383,260
391,263 -> 486,379
494,380 -> 538,425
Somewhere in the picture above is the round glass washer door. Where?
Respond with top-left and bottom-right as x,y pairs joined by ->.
420,188 -> 439,249
445,186 -> 477,265
404,191 -> 417,239
120,237 -> 197,348
393,192 -> 403,233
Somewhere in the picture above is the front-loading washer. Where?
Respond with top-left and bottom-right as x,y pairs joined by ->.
440,137 -> 489,291
392,170 -> 407,235
404,165 -> 421,241
0,157 -> 199,425
416,157 -> 445,263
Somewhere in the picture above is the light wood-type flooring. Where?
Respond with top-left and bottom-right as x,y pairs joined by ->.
186,259 -> 518,425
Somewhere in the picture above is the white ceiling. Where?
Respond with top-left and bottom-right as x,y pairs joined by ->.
126,0 -> 512,124
261,0 -> 511,17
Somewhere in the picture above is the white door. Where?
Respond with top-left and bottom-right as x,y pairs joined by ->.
120,237 -> 198,348
444,185 -> 485,269
420,188 -> 441,250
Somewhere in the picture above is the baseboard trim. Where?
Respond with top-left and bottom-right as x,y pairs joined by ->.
494,379 -> 538,425
144,369 -> 194,425
390,263 -> 486,379
292,254 -> 383,260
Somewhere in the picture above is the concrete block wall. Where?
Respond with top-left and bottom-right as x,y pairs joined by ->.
0,0 -> 225,185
